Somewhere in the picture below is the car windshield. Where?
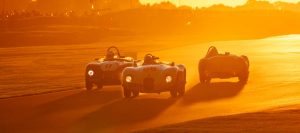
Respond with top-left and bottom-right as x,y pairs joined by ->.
102,57 -> 133,62
141,60 -> 174,66
142,60 -> 158,65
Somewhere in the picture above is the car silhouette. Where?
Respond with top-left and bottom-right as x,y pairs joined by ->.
85,46 -> 135,90
199,46 -> 249,84
121,54 -> 186,98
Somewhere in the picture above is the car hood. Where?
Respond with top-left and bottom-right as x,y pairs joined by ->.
88,61 -> 124,71
123,64 -> 177,78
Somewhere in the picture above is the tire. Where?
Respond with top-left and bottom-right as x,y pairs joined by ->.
241,55 -> 249,67
178,69 -> 186,96
199,59 -> 208,84
205,78 -> 211,84
132,88 -> 140,97
123,87 -> 131,98
170,88 -> 178,97
199,68 -> 207,83
85,79 -> 93,91
97,84 -> 103,89
178,83 -> 185,96
239,72 -> 249,84
240,55 -> 249,84
200,77 -> 206,84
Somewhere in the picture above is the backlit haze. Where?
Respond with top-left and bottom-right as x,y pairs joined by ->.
140,0 -> 300,7
2,0 -> 300,11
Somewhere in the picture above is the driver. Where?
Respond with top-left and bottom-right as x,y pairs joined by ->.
143,54 -> 156,65
105,51 -> 115,61
206,46 -> 219,58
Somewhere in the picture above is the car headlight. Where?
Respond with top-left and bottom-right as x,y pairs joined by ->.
166,76 -> 172,83
88,70 -> 94,76
125,76 -> 132,83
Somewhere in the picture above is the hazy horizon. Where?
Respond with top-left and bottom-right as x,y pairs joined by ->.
141,0 -> 300,7
1,0 -> 300,12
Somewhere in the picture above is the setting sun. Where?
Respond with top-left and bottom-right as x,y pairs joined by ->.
140,0 -> 300,7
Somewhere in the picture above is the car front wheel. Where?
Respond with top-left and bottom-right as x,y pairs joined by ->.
123,87 -> 132,98
132,88 -> 140,97
85,79 -> 93,91
178,83 -> 185,96
170,88 -> 178,97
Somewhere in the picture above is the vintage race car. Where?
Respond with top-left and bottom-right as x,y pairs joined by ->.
85,46 -> 135,90
121,54 -> 186,98
199,46 -> 249,84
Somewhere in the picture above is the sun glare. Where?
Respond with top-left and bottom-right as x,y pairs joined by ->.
140,0 -> 300,7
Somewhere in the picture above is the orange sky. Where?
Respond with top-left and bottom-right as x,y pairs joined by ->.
140,0 -> 300,7
2,0 -> 300,12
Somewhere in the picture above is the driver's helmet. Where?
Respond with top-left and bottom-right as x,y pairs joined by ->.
106,51 -> 114,60
206,46 -> 219,58
143,54 -> 155,65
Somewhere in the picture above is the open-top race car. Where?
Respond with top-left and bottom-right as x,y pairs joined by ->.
85,46 -> 135,90
198,46 -> 249,84
121,54 -> 186,98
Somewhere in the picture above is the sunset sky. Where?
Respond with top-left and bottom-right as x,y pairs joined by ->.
1,0 -> 300,12
140,0 -> 300,7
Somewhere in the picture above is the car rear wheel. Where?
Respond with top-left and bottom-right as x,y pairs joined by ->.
241,55 -> 249,67
199,59 -> 207,84
239,72 -> 249,84
123,87 -> 131,98
205,78 -> 211,83
200,77 -> 206,84
240,55 -> 249,84
97,83 -> 103,89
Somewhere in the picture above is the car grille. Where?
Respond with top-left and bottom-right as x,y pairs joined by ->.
143,78 -> 154,90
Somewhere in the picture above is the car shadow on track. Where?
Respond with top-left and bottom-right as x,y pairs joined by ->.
76,97 -> 177,133
181,82 -> 245,105
11,88 -> 124,133
36,89 -> 123,115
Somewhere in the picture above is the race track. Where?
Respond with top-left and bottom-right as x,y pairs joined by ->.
1,35 -> 300,133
